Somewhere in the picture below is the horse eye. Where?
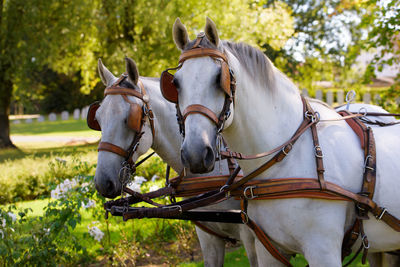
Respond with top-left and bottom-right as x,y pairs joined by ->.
173,77 -> 180,89
216,72 -> 221,86
124,118 -> 127,124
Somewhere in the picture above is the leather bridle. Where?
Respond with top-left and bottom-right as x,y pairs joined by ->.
97,74 -> 155,179
160,33 -> 236,137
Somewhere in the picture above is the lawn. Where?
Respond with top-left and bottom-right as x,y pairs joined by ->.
10,118 -> 101,138
1,118 -> 371,266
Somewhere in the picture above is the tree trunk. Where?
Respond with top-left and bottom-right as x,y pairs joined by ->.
0,74 -> 16,149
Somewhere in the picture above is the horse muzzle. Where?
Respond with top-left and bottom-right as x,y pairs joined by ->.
180,136 -> 216,174
94,172 -> 122,199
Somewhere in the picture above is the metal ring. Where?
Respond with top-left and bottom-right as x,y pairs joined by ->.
220,185 -> 229,192
346,90 -> 356,103
362,234 -> 370,249
358,107 -> 368,116
243,186 -> 257,200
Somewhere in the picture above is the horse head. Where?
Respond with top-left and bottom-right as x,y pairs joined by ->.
162,18 -> 234,173
92,58 -> 153,198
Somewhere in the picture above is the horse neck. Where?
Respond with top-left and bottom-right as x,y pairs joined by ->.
141,78 -> 184,173
223,65 -> 304,159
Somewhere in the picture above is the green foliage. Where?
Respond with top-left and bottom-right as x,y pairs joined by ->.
0,145 -> 97,203
97,0 -> 294,77
358,0 -> 400,86
0,176 -> 96,266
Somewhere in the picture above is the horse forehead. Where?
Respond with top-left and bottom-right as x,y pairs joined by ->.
99,96 -> 129,118
178,57 -> 220,84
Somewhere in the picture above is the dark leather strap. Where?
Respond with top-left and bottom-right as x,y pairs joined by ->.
179,48 -> 228,63
104,87 -> 144,100
98,142 -> 128,158
182,104 -> 219,125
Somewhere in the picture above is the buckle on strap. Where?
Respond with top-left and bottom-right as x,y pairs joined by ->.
240,211 -> 249,224
375,208 -> 387,220
363,155 -> 375,173
282,143 -> 292,156
305,110 -> 320,123
244,186 -> 258,200
314,145 -> 323,158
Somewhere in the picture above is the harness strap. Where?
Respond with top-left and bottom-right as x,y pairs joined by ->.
179,48 -> 228,63
98,142 -> 128,158
182,104 -> 219,125
304,99 -> 326,189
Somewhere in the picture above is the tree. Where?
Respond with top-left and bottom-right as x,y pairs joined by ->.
0,0 -> 295,149
0,0 -> 100,148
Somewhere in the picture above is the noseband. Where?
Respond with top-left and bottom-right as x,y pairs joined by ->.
160,33 -> 236,137
97,74 -> 155,177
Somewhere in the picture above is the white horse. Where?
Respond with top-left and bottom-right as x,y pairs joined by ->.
170,17 -> 400,267
93,58 -> 258,266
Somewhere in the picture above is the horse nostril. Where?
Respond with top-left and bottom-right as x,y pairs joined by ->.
203,145 -> 215,170
106,179 -> 115,193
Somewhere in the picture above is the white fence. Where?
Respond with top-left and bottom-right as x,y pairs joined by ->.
302,89 -> 400,107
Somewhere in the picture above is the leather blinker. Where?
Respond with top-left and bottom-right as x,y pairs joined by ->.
127,103 -> 143,133
87,101 -> 101,131
160,70 -> 178,103
220,61 -> 231,96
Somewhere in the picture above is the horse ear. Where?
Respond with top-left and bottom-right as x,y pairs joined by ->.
125,57 -> 139,85
205,17 -> 219,47
173,18 -> 189,50
98,58 -> 117,87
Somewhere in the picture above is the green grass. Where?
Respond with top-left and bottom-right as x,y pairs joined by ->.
0,143 -> 98,203
3,115 -> 373,266
10,119 -> 101,138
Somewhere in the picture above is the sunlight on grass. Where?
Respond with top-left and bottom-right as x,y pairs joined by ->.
10,119 -> 101,138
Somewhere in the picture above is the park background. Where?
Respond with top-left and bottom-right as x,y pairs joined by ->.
0,0 -> 399,266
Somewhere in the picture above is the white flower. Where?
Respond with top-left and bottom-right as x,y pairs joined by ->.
51,187 -> 62,199
126,182 -> 141,192
151,175 -> 159,182
51,178 -> 79,199
88,226 -> 104,242
1,219 -> 5,227
82,199 -> 96,209
43,228 -> 50,235
0,229 -> 3,239
134,176 -> 147,185
7,212 -> 17,222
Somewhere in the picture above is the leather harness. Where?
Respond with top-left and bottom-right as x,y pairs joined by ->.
102,42 -> 400,266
